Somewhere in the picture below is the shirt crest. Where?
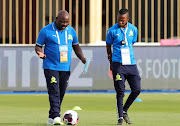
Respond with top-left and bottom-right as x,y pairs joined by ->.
129,30 -> 134,36
68,34 -> 73,40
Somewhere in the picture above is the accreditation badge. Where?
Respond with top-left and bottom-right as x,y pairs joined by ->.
121,47 -> 131,65
60,45 -> 68,63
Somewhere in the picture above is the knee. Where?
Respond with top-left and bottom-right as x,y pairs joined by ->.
48,88 -> 59,96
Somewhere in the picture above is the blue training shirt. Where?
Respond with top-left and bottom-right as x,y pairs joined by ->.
106,23 -> 138,65
36,21 -> 79,71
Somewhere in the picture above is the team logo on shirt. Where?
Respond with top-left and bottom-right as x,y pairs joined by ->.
68,34 -> 73,40
50,76 -> 57,83
129,30 -> 134,36
116,33 -> 120,36
52,35 -> 57,37
115,73 -> 122,81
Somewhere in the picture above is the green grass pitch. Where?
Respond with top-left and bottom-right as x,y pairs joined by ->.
0,93 -> 180,126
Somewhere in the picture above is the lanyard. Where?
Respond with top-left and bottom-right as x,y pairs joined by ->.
56,30 -> 68,46
56,30 -> 68,62
120,24 -> 128,46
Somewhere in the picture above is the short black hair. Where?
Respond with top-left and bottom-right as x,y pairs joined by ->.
118,9 -> 129,15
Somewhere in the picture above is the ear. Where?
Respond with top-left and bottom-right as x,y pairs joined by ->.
127,17 -> 130,22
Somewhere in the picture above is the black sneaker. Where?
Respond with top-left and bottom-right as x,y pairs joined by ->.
123,113 -> 132,124
117,118 -> 123,125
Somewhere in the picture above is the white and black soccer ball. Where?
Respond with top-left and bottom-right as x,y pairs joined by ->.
63,110 -> 79,125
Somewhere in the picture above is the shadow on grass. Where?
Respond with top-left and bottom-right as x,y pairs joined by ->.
90,123 -> 118,126
0,123 -> 47,126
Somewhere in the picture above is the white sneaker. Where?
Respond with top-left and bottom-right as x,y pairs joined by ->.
47,118 -> 53,125
53,117 -> 60,125
47,117 -> 64,125
53,117 -> 65,125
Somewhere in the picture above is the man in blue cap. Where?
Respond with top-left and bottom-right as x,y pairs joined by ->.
106,9 -> 141,125
35,10 -> 86,125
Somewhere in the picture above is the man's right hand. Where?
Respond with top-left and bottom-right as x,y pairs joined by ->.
37,51 -> 46,59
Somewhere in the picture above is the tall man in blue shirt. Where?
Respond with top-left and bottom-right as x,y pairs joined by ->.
35,10 -> 86,125
106,9 -> 141,125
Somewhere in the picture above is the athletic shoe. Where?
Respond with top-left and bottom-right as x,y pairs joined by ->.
53,117 -> 61,125
47,118 -> 53,125
47,117 -> 64,125
117,118 -> 123,125
123,113 -> 132,124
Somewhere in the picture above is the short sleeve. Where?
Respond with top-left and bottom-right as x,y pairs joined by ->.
106,30 -> 113,45
132,28 -> 138,44
36,28 -> 46,46
72,28 -> 79,45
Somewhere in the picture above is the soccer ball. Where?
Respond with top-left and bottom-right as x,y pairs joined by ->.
63,110 -> 79,125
